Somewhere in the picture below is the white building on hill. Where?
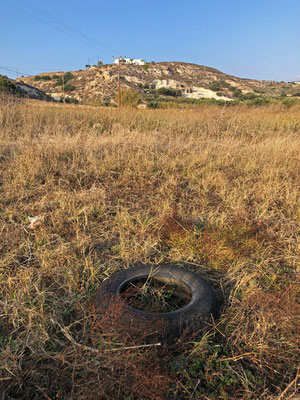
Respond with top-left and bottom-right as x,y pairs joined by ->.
113,58 -> 146,65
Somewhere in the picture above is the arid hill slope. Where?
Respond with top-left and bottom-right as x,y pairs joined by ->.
18,62 -> 300,104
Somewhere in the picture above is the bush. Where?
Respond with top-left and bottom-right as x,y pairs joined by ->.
115,89 -> 141,107
34,75 -> 52,81
241,92 -> 258,100
233,88 -> 243,98
147,101 -> 160,109
0,76 -> 16,93
248,97 -> 271,106
282,98 -> 299,107
64,72 -> 74,82
54,72 -> 74,87
65,97 -> 79,104
157,87 -> 181,97
102,100 -> 112,107
209,81 -> 221,92
64,83 -> 75,92
220,80 -> 230,88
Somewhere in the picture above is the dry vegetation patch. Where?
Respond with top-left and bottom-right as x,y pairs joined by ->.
0,98 -> 299,399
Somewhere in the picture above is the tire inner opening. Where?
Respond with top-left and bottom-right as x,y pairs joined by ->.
120,276 -> 192,313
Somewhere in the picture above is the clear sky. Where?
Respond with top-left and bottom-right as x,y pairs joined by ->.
1,0 -> 299,81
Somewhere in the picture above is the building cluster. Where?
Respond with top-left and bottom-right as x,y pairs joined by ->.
153,79 -> 193,94
113,58 -> 146,66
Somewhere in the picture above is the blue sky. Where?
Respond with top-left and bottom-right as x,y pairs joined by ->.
1,0 -> 299,81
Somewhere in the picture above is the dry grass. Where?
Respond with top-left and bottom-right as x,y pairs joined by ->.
0,97 -> 299,399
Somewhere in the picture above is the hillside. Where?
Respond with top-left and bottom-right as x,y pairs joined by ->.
0,74 -> 52,101
17,62 -> 300,105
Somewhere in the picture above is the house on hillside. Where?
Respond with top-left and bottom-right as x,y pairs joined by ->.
153,79 -> 193,94
113,58 -> 146,66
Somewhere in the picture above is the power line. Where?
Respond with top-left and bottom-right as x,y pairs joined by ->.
0,65 -> 31,76
16,0 -> 119,56
3,0 -> 113,55
2,0 -> 102,52
2,0 -> 119,56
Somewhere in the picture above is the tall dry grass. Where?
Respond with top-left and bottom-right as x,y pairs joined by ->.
0,97 -> 299,399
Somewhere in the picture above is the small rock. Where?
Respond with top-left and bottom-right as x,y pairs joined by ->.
28,216 -> 43,229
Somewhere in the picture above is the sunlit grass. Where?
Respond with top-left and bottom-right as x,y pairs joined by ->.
0,98 -> 299,399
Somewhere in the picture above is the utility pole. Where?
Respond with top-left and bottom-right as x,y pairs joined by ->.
62,73 -> 65,104
16,67 -> 19,79
113,56 -> 126,110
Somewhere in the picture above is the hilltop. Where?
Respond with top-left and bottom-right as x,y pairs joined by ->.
16,61 -> 300,104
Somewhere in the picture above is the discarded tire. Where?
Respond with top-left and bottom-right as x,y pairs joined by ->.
95,264 -> 216,343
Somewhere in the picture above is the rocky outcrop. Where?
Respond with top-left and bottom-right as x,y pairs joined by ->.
15,81 -> 52,101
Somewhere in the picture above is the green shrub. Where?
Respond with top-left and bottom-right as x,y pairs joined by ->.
54,72 -> 74,87
216,91 -> 223,97
282,97 -> 299,107
64,83 -> 75,92
220,80 -> 230,88
0,76 -> 16,93
64,72 -> 74,82
232,88 -> 243,98
248,97 -> 271,106
209,81 -> 221,92
147,101 -> 160,109
157,87 -> 181,97
241,92 -> 258,100
102,100 -> 112,107
34,75 -> 52,81
65,97 -> 79,104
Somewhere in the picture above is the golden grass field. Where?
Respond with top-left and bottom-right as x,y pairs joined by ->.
0,97 -> 299,399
